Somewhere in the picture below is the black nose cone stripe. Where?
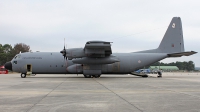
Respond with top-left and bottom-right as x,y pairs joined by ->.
5,62 -> 12,71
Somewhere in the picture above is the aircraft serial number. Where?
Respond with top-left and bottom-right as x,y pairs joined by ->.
23,57 -> 42,59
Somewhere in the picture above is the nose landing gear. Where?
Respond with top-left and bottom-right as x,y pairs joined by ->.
21,73 -> 27,78
21,64 -> 32,78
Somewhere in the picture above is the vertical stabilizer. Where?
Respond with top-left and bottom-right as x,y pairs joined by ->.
158,17 -> 185,53
135,17 -> 196,57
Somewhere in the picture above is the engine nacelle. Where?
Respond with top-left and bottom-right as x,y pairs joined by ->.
66,48 -> 86,60
67,64 -> 83,73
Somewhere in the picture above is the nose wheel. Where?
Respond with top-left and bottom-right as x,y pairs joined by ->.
21,73 -> 27,78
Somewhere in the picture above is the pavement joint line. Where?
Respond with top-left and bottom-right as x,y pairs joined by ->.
140,78 -> 200,100
25,78 -> 68,112
94,79 -> 143,112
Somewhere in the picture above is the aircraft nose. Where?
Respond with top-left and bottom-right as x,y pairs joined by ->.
4,61 -> 12,71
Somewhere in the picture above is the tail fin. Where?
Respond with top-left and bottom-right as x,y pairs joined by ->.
158,17 -> 185,53
135,17 -> 197,56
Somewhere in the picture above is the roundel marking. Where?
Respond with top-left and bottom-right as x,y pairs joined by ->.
172,23 -> 175,28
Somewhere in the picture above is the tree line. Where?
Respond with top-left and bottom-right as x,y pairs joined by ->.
151,61 -> 195,71
0,43 -> 30,66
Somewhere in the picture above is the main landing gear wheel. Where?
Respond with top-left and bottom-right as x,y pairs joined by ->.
93,75 -> 101,78
84,75 -> 91,78
21,73 -> 27,78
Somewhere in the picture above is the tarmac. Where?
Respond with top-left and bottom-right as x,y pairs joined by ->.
0,73 -> 200,112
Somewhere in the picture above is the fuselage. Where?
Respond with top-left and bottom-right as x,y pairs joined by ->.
9,52 -> 168,75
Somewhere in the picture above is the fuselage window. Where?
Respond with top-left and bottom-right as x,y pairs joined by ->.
14,61 -> 17,64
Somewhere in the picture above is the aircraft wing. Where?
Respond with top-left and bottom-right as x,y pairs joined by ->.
167,51 -> 197,57
84,41 -> 112,58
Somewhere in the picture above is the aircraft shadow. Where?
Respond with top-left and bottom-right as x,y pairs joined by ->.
26,76 -> 158,79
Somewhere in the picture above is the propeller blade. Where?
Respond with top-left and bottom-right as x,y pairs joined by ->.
60,38 -> 68,67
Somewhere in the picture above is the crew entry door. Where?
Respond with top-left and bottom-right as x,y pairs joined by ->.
27,64 -> 32,75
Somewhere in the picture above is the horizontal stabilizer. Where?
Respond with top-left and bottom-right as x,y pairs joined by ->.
168,51 -> 197,57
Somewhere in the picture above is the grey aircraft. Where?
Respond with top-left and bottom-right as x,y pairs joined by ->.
4,17 -> 197,78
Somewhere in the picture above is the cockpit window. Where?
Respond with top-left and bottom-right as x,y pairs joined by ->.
13,54 -> 21,59
14,56 -> 17,59
14,61 -> 17,64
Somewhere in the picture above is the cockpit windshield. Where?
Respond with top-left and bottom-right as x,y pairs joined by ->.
14,55 -> 18,59
13,54 -> 21,60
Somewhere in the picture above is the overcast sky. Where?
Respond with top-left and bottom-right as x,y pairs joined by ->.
0,0 -> 199,66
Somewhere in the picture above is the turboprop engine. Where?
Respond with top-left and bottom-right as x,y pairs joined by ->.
60,48 -> 86,60
66,48 -> 86,60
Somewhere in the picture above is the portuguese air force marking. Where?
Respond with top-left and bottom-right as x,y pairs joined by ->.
172,23 -> 175,28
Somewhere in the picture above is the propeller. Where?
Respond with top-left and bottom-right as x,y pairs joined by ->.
60,38 -> 68,60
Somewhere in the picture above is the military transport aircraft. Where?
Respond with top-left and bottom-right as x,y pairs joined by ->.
4,17 -> 197,78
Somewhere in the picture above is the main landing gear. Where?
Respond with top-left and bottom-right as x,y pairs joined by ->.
84,75 -> 91,78
21,73 -> 27,78
84,75 -> 101,78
